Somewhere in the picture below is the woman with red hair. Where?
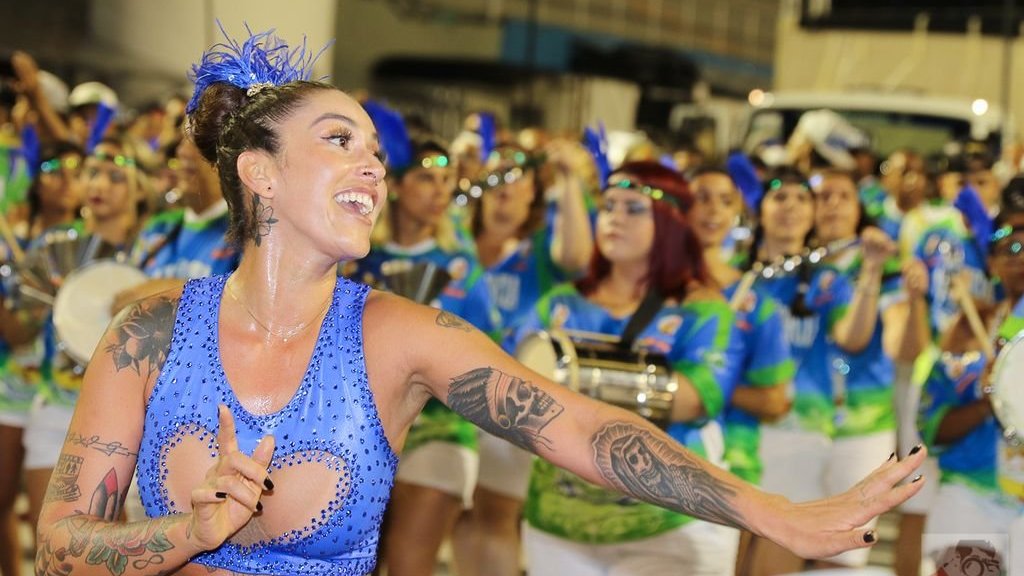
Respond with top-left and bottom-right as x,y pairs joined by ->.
506,161 -> 741,575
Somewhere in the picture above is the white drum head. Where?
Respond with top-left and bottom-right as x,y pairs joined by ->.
993,334 -> 1024,437
52,260 -> 148,365
515,332 -> 559,379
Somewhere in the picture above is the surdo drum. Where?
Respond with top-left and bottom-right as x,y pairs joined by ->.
515,329 -> 679,428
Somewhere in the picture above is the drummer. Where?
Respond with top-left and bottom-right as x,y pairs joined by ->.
0,141 -> 83,576
343,108 -> 500,576
505,161 -> 740,576
917,211 -> 1024,571
19,136 -> 144,539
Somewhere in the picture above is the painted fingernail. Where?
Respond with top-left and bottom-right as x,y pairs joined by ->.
215,492 -> 227,499
886,452 -> 895,462
256,501 -> 264,512
909,444 -> 922,456
264,477 -> 274,490
863,531 -> 876,543
912,474 -> 923,483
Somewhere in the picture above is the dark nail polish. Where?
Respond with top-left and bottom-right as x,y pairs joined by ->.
909,444 -> 922,456
264,477 -> 275,490
256,501 -> 264,512
912,474 -> 923,483
863,531 -> 876,543
215,492 -> 227,499
886,452 -> 895,462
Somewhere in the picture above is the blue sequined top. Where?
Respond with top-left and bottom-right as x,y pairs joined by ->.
136,275 -> 398,575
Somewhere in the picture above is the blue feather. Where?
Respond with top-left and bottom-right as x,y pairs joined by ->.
86,102 -> 117,154
20,125 -> 40,179
582,123 -> 611,186
361,100 -> 412,173
186,21 -> 332,114
954,184 -> 994,257
727,151 -> 763,209
477,112 -> 496,162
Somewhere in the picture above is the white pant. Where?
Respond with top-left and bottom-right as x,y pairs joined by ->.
23,398 -> 74,470
759,427 -> 895,567
523,521 -> 740,576
924,482 -> 1024,574
394,440 -> 478,508
476,429 -> 533,500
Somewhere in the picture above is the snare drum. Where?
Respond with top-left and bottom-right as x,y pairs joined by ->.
990,333 -> 1024,499
515,329 -> 679,428
52,260 -> 148,366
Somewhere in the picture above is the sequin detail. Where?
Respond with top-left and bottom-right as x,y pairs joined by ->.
136,275 -> 398,575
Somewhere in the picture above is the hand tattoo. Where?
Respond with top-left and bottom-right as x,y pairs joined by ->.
436,310 -> 471,332
252,194 -> 277,247
447,366 -> 563,452
105,295 -> 178,381
591,422 -> 751,531
88,469 -> 121,522
37,514 -> 179,576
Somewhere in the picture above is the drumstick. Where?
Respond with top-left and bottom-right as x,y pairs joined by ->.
562,329 -> 621,344
950,272 -> 996,361
729,270 -> 758,312
0,210 -> 24,264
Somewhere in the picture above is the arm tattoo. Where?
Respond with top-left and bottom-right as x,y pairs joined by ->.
36,514 -> 179,576
252,194 -> 277,247
45,454 -> 84,503
436,310 -> 471,332
105,296 -> 179,381
447,366 -> 563,452
66,431 -> 139,458
591,422 -> 752,531
88,469 -> 121,522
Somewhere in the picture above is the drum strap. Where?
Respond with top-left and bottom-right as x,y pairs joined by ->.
618,289 -> 664,351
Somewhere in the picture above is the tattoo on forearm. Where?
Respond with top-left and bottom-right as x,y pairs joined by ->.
591,422 -> 752,531
105,295 -> 178,380
37,514 -> 179,576
45,454 -> 84,503
447,366 -> 563,452
436,310 -> 471,332
252,194 -> 277,247
66,431 -> 139,458
88,469 -> 121,522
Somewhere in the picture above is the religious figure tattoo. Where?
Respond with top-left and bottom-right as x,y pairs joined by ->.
105,296 -> 178,381
45,454 -> 84,503
252,194 -> 277,247
591,422 -> 752,531
66,431 -> 138,458
447,366 -> 563,452
36,514 -> 179,576
435,310 -> 471,332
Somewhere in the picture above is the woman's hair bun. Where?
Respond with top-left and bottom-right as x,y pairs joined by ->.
188,83 -> 248,165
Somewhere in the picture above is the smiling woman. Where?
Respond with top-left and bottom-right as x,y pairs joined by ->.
33,24 -> 929,576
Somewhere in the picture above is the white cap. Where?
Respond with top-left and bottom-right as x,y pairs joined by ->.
37,70 -> 69,114
68,81 -> 118,109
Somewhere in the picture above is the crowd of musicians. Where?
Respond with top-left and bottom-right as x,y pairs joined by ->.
0,49 -> 1021,576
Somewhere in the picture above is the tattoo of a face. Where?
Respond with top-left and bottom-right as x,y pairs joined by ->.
436,310 -> 471,332
45,454 -> 84,503
591,422 -> 751,531
105,295 -> 178,380
447,367 -> 563,452
66,431 -> 138,458
37,513 -> 179,576
252,193 -> 277,247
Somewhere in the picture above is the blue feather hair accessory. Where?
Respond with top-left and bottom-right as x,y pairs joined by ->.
185,21 -> 332,115
726,150 -> 763,210
362,100 -> 413,173
582,123 -> 611,186
477,112 -> 496,162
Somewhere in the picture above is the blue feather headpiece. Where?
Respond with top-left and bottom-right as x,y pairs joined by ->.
185,21 -> 331,115
477,112 -> 496,162
362,100 -> 413,174
582,123 -> 611,186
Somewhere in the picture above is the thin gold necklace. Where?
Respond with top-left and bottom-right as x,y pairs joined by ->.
225,278 -> 332,342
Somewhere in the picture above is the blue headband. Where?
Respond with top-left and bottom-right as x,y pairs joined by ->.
185,21 -> 332,115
